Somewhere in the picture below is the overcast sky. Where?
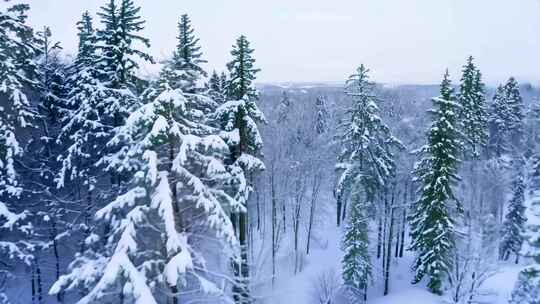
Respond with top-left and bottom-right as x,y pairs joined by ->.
17,0 -> 540,85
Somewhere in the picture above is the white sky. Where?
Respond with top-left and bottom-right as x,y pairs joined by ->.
16,0 -> 540,85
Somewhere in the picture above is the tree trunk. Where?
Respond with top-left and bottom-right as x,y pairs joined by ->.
399,207 -> 406,258
239,211 -> 250,302
341,197 -> 347,223
307,173 -> 321,255
282,198 -> 287,233
399,181 -> 409,258
377,215 -> 383,259
169,141 -> 180,304
384,207 -> 395,296
51,220 -> 63,303
36,259 -> 43,304
31,265 -> 35,304
271,166 -> 277,287
394,207 -> 401,258
256,188 -> 261,231
336,195 -> 342,227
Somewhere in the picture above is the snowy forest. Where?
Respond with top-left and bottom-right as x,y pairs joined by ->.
1,1 -> 540,304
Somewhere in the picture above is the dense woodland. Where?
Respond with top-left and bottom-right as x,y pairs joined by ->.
1,1 -> 540,304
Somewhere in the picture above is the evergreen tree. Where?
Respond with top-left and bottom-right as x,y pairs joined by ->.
35,26 -> 64,124
95,0 -> 153,131
277,91 -> 291,123
226,35 -> 260,100
342,182 -> 371,303
335,65 -> 402,226
0,3 -> 40,302
504,77 -> 524,149
56,11 -> 102,201
488,85 -> 510,157
457,56 -> 487,157
162,14 -> 207,93
0,3 -> 39,199
315,95 -> 329,135
409,70 -> 463,295
214,39 -> 265,302
51,20 -> 117,302
206,70 -> 227,103
510,156 -> 540,303
500,156 -> 526,262
96,0 -> 152,89
488,78 -> 524,157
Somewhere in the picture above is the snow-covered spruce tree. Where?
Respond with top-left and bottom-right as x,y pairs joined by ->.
510,156 -> 540,303
335,64 -> 402,226
342,182 -> 371,303
488,85 -> 510,157
457,56 -> 487,157
55,11 -> 107,245
488,78 -> 524,157
504,77 -> 525,149
277,91 -> 291,123
95,0 -> 153,133
52,81 -> 239,304
97,0 -> 152,89
500,156 -> 526,263
215,35 -> 265,303
0,3 -> 41,302
409,70 -> 463,295
206,70 -> 228,103
35,26 -> 64,125
0,3 -> 39,198
226,35 -> 260,101
161,14 -> 207,93
25,25 -> 70,303
315,95 -> 329,135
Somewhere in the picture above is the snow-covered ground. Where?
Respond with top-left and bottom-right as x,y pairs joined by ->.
266,213 -> 522,304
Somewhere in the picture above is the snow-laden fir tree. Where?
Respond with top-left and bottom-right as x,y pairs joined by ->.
214,36 -> 265,303
0,3 -> 40,302
0,3 -> 39,199
206,70 -> 228,103
55,12 -> 107,244
51,80 -> 239,304
488,85 -> 510,157
504,77 -> 524,149
335,65 -> 402,226
510,156 -> 540,303
409,70 -> 463,295
95,0 -> 153,131
457,56 -> 487,157
342,181 -> 371,303
500,156 -> 527,263
277,91 -> 291,123
161,14 -> 207,93
96,0 -> 152,88
315,95 -> 329,135
226,35 -> 260,101
488,78 -> 524,157
35,26 -> 64,124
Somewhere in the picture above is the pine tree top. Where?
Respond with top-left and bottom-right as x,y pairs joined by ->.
226,35 -> 260,100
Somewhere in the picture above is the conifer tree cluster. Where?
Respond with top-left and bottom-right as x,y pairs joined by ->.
489,77 -> 525,156
0,2 -> 265,303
